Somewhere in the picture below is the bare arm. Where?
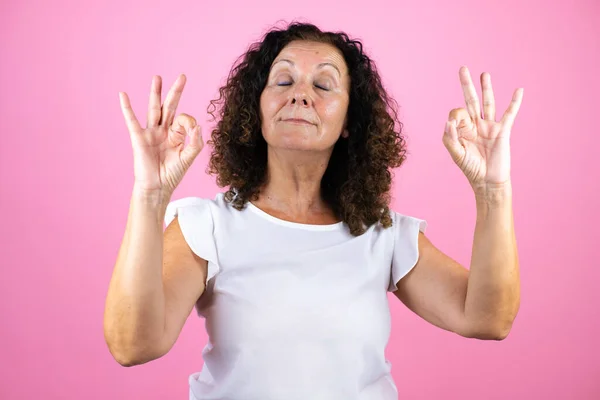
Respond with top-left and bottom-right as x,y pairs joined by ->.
393,231 -> 470,337
394,66 -> 523,340
463,184 -> 520,338
394,184 -> 520,340
103,188 -> 207,366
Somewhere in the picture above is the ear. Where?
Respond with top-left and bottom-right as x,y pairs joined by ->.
341,115 -> 349,138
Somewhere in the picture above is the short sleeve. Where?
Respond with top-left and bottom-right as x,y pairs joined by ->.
388,212 -> 428,292
164,197 -> 220,284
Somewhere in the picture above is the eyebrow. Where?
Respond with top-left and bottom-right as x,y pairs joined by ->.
272,59 -> 342,77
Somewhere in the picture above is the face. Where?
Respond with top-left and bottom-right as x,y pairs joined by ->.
259,40 -> 350,152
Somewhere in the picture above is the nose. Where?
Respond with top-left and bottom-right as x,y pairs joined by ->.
289,83 -> 312,107
291,96 -> 309,107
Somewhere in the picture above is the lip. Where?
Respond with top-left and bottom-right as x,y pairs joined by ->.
282,118 -> 315,125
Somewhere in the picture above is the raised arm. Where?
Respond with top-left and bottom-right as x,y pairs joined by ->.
104,74 -> 206,365
393,66 -> 523,340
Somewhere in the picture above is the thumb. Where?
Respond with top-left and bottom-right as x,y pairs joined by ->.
442,119 -> 465,165
181,124 -> 204,165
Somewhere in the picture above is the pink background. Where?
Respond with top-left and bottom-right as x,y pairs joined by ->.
1,0 -> 598,398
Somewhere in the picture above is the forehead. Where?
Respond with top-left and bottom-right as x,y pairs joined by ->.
272,40 -> 348,74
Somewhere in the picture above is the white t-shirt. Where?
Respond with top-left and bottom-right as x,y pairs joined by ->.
164,192 -> 427,400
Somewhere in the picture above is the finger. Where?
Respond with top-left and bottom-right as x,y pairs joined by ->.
500,88 -> 524,129
147,75 -> 162,128
173,115 -> 203,165
119,92 -> 142,135
448,108 -> 473,134
442,119 -> 465,164
459,66 -> 481,121
448,108 -> 471,124
480,72 -> 496,121
181,125 -> 204,165
170,113 -> 197,135
160,74 -> 187,127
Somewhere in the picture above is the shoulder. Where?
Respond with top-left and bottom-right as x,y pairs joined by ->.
388,209 -> 429,262
388,209 -> 428,234
165,192 -> 228,215
164,192 -> 233,228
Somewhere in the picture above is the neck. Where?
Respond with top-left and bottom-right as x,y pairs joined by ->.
257,147 -> 333,216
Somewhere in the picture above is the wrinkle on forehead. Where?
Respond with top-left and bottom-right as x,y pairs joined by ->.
274,41 -> 348,77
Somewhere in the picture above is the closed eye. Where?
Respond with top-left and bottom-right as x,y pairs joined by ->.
276,82 -> 329,91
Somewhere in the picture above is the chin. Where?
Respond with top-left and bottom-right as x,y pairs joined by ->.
265,131 -> 331,152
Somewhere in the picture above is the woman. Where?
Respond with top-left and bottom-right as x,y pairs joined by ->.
104,22 -> 522,399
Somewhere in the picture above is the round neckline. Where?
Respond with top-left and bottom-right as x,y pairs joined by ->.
246,201 -> 345,231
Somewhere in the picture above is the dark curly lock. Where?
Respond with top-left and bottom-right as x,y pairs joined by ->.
206,22 -> 408,236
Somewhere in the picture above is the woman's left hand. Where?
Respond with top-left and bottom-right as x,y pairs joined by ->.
443,66 -> 523,193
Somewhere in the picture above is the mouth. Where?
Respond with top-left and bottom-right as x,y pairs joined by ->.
282,118 -> 315,125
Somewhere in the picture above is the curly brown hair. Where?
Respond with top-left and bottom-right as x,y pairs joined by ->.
206,22 -> 407,236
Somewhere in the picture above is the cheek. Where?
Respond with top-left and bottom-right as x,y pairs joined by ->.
260,92 -> 281,122
321,99 -> 348,126
259,93 -> 268,119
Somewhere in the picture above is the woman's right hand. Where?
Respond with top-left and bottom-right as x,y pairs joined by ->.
119,74 -> 204,198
